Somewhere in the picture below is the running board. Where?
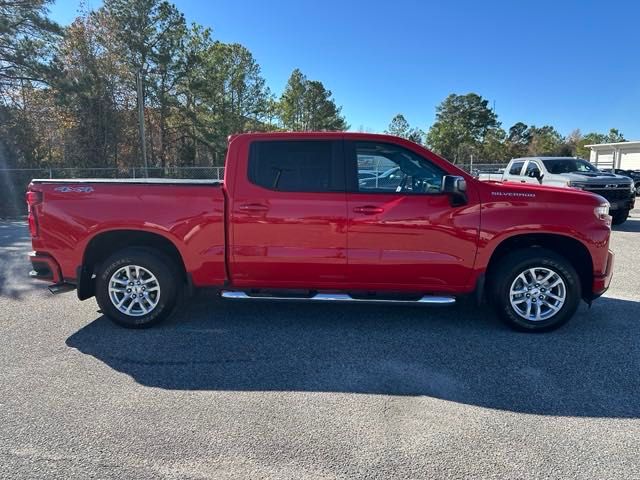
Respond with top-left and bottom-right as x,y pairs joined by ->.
48,282 -> 76,295
220,291 -> 455,305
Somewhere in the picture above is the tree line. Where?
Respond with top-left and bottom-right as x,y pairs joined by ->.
0,0 -> 626,174
387,93 -> 626,164
0,0 -> 347,171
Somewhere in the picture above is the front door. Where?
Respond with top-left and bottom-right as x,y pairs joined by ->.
229,138 -> 348,289
345,140 -> 479,291
522,160 -> 542,184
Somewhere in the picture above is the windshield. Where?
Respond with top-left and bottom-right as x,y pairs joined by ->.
541,158 -> 599,174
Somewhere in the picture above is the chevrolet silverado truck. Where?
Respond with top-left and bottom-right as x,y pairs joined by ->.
478,157 -> 635,225
27,133 -> 614,332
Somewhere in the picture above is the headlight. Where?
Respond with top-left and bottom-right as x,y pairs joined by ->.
569,181 -> 588,189
594,203 -> 610,222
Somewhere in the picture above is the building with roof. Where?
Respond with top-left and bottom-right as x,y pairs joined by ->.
586,141 -> 640,170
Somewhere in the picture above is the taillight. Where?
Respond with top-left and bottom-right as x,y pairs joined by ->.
26,189 -> 43,237
28,214 -> 38,237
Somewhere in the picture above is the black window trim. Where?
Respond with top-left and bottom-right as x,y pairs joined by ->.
247,139 -> 346,194
344,140 -> 447,196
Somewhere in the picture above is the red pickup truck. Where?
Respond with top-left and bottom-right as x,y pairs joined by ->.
26,132 -> 614,331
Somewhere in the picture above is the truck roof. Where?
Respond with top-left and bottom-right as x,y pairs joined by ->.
230,131 -> 414,142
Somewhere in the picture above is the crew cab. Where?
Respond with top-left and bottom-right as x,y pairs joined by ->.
479,157 -> 635,224
27,133 -> 614,332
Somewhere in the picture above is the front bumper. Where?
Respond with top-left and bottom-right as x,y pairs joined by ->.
592,250 -> 614,299
28,252 -> 63,284
608,196 -> 635,211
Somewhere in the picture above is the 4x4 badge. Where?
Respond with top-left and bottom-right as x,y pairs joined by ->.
54,186 -> 94,193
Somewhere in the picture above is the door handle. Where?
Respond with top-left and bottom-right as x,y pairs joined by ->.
239,203 -> 269,213
353,205 -> 384,215
520,180 -> 526,183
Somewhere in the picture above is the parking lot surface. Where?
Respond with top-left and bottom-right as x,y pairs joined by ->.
1,211 -> 639,479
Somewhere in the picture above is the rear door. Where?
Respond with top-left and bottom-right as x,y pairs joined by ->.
229,138 -> 348,289
345,140 -> 480,291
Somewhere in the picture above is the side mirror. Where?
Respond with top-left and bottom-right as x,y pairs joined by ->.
442,175 -> 467,206
528,170 -> 544,184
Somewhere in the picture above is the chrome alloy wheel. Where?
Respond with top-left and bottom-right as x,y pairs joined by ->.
509,267 -> 566,322
108,265 -> 160,317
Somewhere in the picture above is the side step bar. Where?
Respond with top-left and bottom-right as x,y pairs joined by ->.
48,282 -> 76,295
221,291 -> 455,305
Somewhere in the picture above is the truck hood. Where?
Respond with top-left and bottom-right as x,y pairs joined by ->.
556,171 -> 633,186
480,179 -> 606,205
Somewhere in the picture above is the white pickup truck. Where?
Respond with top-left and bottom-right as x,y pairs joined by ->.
478,157 -> 635,224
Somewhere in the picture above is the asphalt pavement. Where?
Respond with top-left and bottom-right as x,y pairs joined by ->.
1,212 -> 639,479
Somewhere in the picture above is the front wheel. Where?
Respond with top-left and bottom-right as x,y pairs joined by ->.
95,247 -> 180,328
611,209 -> 630,225
491,248 -> 581,332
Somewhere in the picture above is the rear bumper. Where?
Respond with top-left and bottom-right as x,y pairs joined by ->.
28,252 -> 63,284
592,250 -> 614,299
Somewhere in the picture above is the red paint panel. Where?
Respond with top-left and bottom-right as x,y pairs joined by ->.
230,192 -> 348,287
347,192 -> 480,290
473,180 -> 612,278
30,183 -> 226,286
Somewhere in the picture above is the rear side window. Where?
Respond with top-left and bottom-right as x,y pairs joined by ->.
248,140 -> 344,192
509,161 -> 525,175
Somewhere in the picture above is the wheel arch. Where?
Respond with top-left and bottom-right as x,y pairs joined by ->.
484,233 -> 593,302
77,229 -> 188,300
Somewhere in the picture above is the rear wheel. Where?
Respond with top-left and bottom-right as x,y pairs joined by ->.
96,247 -> 180,328
611,209 -> 630,225
491,248 -> 581,332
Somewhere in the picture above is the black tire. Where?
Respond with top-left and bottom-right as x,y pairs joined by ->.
95,247 -> 180,328
490,248 -> 581,332
611,209 -> 630,225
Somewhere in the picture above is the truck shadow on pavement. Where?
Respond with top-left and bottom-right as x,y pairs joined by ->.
66,294 -> 640,418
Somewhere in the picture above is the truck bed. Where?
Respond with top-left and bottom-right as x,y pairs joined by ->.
476,173 -> 505,181
31,178 -> 222,186
28,179 -> 227,287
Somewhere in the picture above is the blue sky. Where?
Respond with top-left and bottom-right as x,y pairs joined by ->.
49,0 -> 640,138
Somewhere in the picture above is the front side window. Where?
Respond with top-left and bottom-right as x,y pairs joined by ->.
525,162 -> 541,176
509,161 -> 525,175
354,142 -> 445,194
248,140 -> 343,192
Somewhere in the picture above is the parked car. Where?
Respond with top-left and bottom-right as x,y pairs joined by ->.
358,166 -> 401,190
27,133 -> 614,332
479,157 -> 635,224
357,170 -> 378,182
